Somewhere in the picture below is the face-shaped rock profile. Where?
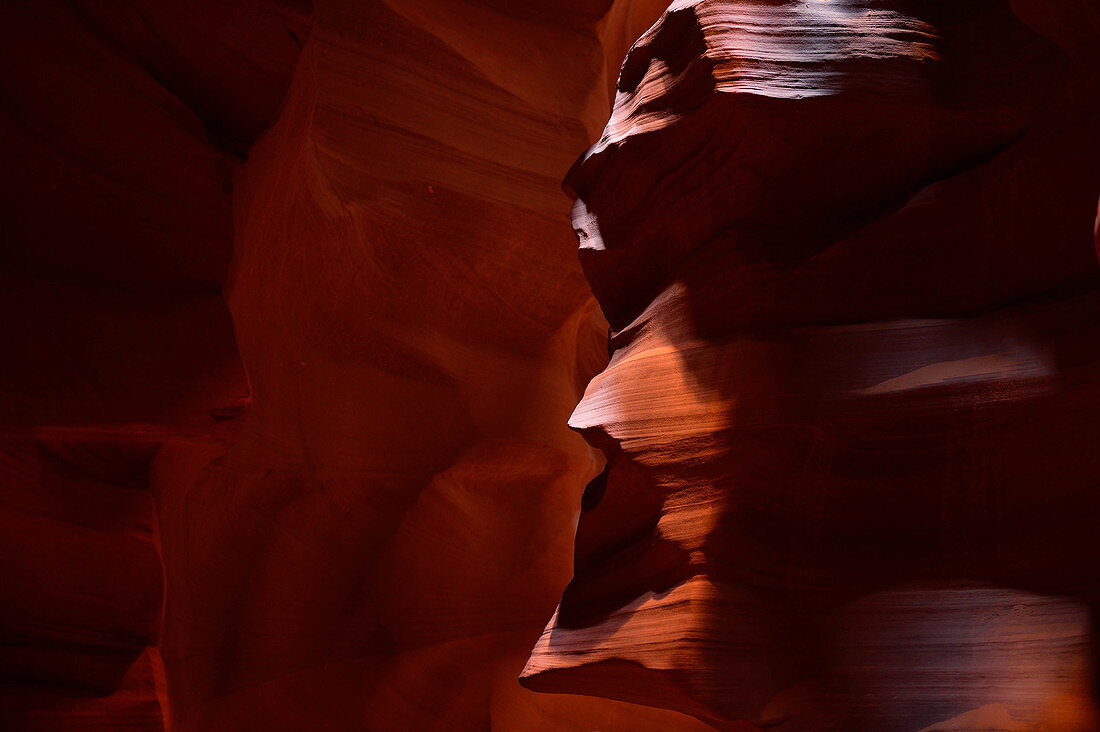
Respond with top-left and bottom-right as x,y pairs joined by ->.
523,1 -> 1100,729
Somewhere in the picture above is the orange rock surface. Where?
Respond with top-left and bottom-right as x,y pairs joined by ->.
523,1 -> 1100,729
4,0 -> 1100,730
2,0 -> 706,729
151,2 -> 718,728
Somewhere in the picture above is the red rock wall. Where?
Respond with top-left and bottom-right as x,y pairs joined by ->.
0,1 -> 306,728
151,0 -> 706,730
7,0 -> 1100,730
9,0 -> 695,726
523,1 -> 1100,730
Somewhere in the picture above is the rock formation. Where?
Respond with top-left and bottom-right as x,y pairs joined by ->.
5,0 -> 1100,730
0,1 -> 305,728
522,1 -> 1100,729
2,0 -> 708,729
151,1 -> 719,729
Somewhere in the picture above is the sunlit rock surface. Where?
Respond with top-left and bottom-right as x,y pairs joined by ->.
524,1 -> 1100,729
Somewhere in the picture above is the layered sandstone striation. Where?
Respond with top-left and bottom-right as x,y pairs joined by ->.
8,0 -> 1100,729
152,0 -> 708,730
523,1 -> 1100,730
6,0 -> 711,728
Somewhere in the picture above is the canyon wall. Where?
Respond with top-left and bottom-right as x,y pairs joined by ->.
523,1 -> 1100,730
6,0 -> 692,728
133,0 -> 701,729
6,1 -> 1100,730
0,1 -> 308,728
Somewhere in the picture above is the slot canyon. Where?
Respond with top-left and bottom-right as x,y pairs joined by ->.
2,0 -> 1099,730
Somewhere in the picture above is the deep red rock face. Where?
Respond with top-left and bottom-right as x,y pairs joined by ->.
152,1 -> 707,730
6,0 -> 1100,730
1,0 -> 302,728
7,0 -> 711,727
522,1 -> 1100,729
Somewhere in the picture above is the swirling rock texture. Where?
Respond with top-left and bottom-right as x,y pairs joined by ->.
150,1 -> 722,729
7,1 -> 1100,731
7,0 -> 713,728
522,0 -> 1100,730
8,0 -> 705,729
